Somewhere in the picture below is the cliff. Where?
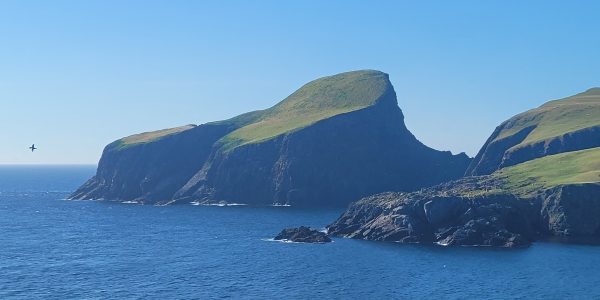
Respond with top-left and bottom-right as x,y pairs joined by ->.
70,70 -> 470,207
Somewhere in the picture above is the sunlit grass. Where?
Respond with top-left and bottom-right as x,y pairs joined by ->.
495,147 -> 600,195
219,70 -> 390,150
116,125 -> 195,149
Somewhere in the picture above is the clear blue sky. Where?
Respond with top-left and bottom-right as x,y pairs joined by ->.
1,0 -> 599,164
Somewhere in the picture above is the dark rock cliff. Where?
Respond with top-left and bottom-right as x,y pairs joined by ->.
541,184 -> 600,237
70,70 -> 471,207
70,123 -> 237,202
328,180 -> 600,247
465,124 -> 536,176
173,86 -> 470,207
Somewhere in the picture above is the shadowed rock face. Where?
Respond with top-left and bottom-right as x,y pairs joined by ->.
541,184 -> 600,237
69,123 -> 236,202
173,86 -> 470,207
70,70 -> 470,207
328,179 -> 600,247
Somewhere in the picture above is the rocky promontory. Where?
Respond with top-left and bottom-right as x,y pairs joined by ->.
328,178 -> 600,247
70,70 -> 470,207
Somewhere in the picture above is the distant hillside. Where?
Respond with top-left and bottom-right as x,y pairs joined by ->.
71,70 -> 470,207
467,88 -> 600,175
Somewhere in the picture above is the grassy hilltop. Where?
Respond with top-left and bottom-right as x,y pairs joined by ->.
494,88 -> 600,150
112,125 -> 196,150
218,70 -> 391,150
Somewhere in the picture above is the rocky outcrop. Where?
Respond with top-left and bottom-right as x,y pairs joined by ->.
274,226 -> 332,243
328,179 -> 600,247
70,70 -> 470,207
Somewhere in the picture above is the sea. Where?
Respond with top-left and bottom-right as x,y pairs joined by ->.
1,165 -> 599,299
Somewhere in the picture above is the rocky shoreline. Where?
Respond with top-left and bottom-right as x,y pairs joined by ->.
327,178 -> 600,248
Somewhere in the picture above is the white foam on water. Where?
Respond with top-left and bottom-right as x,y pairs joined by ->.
190,201 -> 248,207
261,238 -> 299,244
261,238 -> 333,244
121,200 -> 139,204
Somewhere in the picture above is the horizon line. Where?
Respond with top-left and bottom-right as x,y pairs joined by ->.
0,163 -> 97,166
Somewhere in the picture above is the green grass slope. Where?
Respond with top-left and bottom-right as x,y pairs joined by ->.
495,147 -> 600,196
108,70 -> 391,152
219,70 -> 391,150
495,88 -> 600,149
115,125 -> 196,149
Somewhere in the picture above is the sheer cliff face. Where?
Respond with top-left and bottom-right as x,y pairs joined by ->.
69,123 -> 237,202
466,88 -> 600,176
70,70 -> 471,206
174,86 -> 470,207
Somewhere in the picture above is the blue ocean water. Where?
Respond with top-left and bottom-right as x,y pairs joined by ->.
1,166 -> 600,299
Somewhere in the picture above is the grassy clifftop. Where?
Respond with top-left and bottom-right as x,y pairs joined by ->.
109,70 -> 393,152
219,70 -> 392,150
495,88 -> 600,149
113,125 -> 196,150
495,147 -> 600,196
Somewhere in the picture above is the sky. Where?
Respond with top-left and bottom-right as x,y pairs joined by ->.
1,0 -> 599,164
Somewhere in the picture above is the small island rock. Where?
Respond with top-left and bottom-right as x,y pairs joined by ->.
274,226 -> 332,243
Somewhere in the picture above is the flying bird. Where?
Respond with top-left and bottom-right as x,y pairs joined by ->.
29,144 -> 37,152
